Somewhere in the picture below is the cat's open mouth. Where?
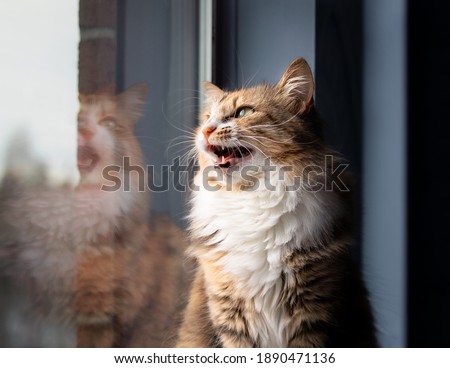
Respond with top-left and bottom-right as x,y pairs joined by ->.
208,145 -> 253,168
77,145 -> 99,172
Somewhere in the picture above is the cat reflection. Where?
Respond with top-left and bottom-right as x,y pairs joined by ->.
0,85 -> 186,347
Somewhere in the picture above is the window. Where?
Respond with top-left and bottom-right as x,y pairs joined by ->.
0,0 -> 412,348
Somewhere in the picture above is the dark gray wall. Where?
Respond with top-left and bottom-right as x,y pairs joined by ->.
215,0 -> 315,89
362,0 -> 407,347
315,0 -> 407,347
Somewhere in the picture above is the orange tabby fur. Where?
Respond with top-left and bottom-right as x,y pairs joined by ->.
0,85 -> 188,347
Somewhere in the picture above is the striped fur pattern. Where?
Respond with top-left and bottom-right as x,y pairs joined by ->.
177,58 -> 377,348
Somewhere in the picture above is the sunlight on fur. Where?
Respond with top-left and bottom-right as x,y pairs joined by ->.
177,58 -> 377,348
0,86 -> 188,347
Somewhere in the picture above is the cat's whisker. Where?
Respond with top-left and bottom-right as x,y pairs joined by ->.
160,102 -> 198,137
172,96 -> 203,109
167,133 -> 198,145
238,135 -> 267,151
166,135 -> 198,162
237,138 -> 270,161
166,143 -> 195,157
177,145 -> 198,168
230,141 -> 249,163
237,130 -> 293,145
167,136 -> 196,150
183,154 -> 198,169
238,112 -> 298,130
242,67 -> 261,89
238,128 -> 319,146
170,146 -> 197,163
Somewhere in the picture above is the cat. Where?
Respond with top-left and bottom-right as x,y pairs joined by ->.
176,58 -> 377,348
0,85 -> 188,347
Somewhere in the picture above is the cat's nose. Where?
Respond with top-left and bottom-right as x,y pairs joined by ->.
202,125 -> 216,142
78,127 -> 94,141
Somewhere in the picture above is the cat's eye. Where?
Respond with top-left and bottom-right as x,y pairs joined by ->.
100,118 -> 117,128
236,106 -> 254,118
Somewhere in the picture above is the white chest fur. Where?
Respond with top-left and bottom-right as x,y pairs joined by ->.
0,186 -> 136,289
0,186 -> 136,343
190,171 -> 338,347
4,187 -> 131,246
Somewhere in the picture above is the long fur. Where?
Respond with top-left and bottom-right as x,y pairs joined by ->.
0,85 -> 188,347
177,58 -> 377,348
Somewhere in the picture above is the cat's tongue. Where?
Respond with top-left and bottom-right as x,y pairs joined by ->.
77,145 -> 99,172
213,146 -> 252,168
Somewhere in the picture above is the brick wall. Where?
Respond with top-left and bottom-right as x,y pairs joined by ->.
78,0 -> 118,94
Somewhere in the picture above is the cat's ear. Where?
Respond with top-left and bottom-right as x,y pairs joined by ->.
203,81 -> 224,105
277,58 -> 314,115
118,83 -> 148,124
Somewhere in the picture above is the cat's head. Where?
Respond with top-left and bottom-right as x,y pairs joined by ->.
77,84 -> 147,187
196,58 -> 323,187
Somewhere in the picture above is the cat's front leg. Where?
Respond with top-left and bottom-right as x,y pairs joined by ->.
74,251 -> 118,347
177,269 -> 218,347
76,322 -> 115,348
217,332 -> 255,348
287,322 -> 328,348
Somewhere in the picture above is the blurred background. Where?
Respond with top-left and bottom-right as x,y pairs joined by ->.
0,0 -> 449,347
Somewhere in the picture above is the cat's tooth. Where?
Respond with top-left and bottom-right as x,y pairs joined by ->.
221,146 -> 225,151
221,156 -> 225,164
